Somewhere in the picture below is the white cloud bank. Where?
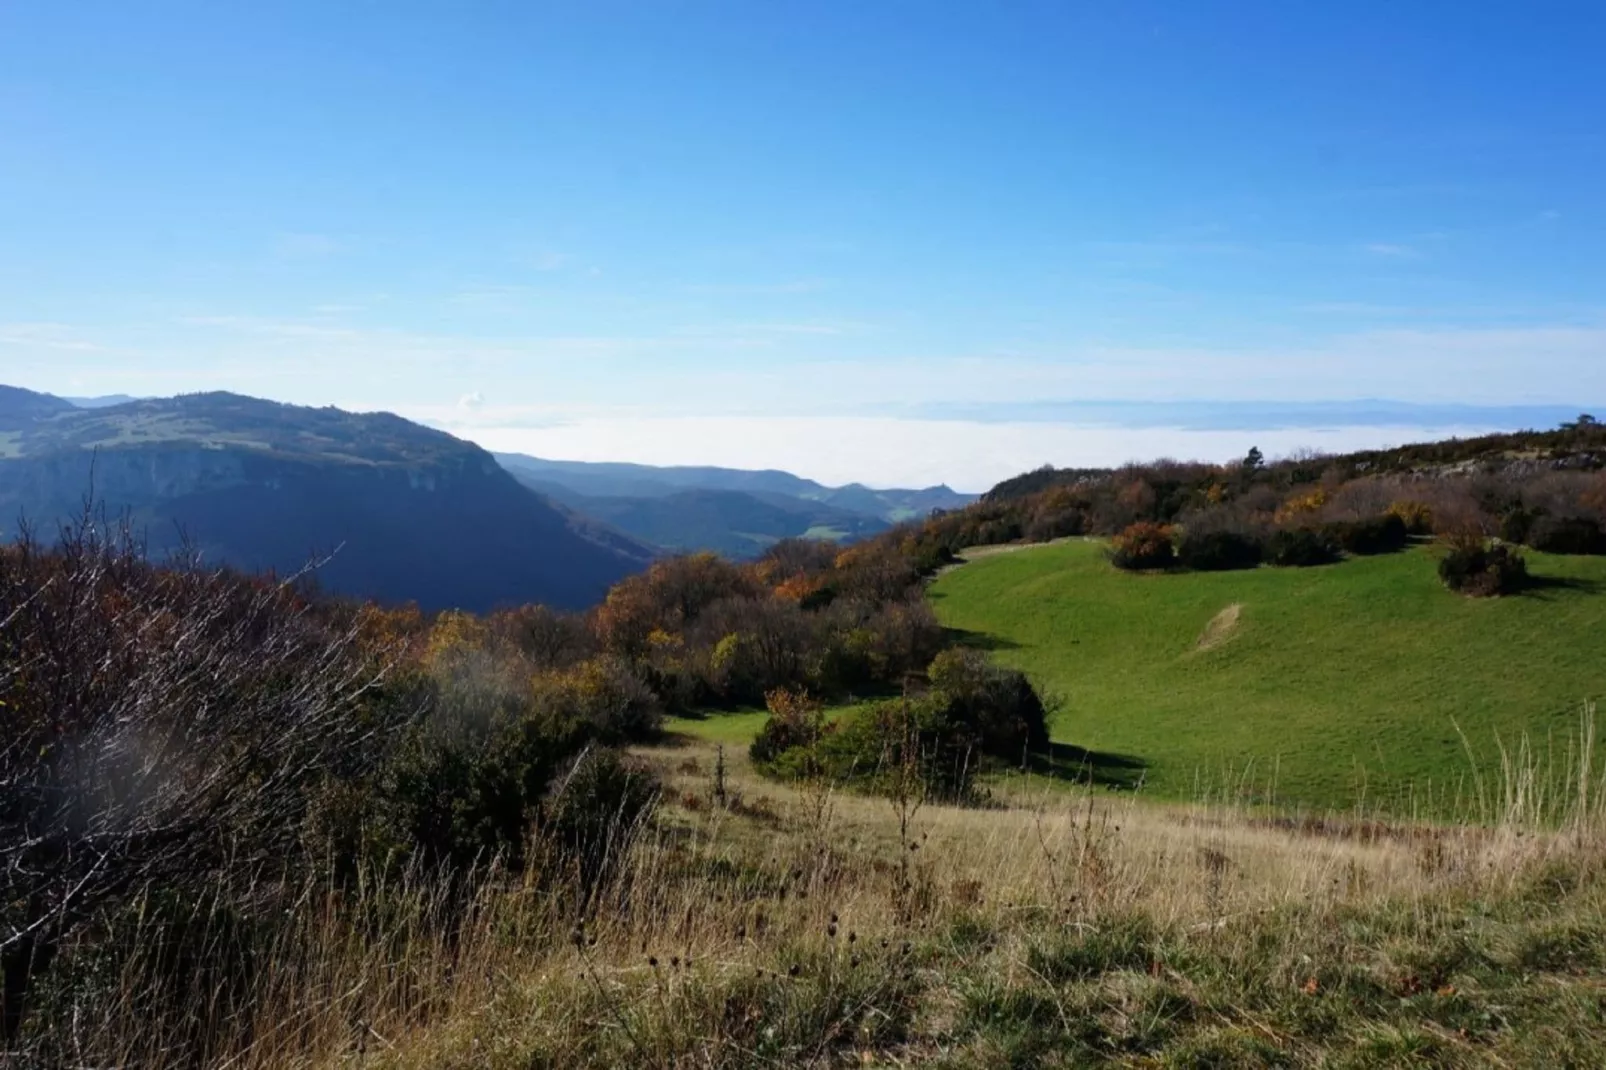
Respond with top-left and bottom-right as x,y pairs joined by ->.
451,415 -> 1516,493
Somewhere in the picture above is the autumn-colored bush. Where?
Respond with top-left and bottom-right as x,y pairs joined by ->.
1109,522 -> 1176,571
595,553 -> 757,656
1274,487 -> 1329,526
555,656 -> 663,742
1383,499 -> 1434,535
749,688 -> 831,766
1026,486 -> 1092,542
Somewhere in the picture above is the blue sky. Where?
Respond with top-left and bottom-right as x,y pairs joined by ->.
3,2 -> 1604,489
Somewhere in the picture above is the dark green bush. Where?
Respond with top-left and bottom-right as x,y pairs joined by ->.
1499,506 -> 1543,546
1439,538 -> 1528,596
540,748 -> 660,894
1109,522 -> 1175,571
1175,529 -> 1263,571
1026,508 -> 1089,542
927,647 -> 1051,757
1266,527 -> 1342,567
555,656 -> 663,743
755,651 -> 1050,801
1527,515 -> 1606,555
363,662 -> 658,881
908,541 -> 958,575
1325,514 -> 1410,555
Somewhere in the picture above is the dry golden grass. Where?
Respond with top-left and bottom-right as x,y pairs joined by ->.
39,708 -> 1606,1068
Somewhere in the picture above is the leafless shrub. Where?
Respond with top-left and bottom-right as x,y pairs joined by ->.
0,511 -> 395,1043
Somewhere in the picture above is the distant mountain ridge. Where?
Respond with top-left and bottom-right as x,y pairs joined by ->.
493,451 -> 975,557
495,452 -> 972,517
0,386 -> 653,611
64,394 -> 145,409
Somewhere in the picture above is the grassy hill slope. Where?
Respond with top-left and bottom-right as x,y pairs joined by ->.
930,539 -> 1606,811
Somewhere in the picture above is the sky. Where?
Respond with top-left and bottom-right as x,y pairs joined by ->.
3,2 -> 1605,490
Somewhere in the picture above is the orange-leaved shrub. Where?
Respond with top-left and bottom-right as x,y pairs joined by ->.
1109,522 -> 1176,571
749,687 -> 831,766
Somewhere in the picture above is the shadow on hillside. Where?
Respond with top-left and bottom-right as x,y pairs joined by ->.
1517,572 -> 1606,599
1023,741 -> 1148,791
942,626 -> 1022,651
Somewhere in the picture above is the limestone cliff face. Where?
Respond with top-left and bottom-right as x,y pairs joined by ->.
5,445 -> 250,506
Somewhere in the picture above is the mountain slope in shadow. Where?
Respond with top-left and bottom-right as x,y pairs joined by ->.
0,387 -> 652,611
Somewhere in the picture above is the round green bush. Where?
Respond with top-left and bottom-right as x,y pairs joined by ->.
1325,514 -> 1410,555
1175,529 -> 1263,571
1528,515 -> 1606,555
1439,539 -> 1528,596
1266,527 -> 1342,567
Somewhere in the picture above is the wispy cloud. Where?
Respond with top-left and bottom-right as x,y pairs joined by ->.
896,398 -> 1594,431
680,278 -> 834,296
14,312 -> 1604,433
272,232 -> 343,259
1362,242 -> 1422,259
0,322 -> 106,352
675,320 -> 865,338
448,284 -> 538,307
455,414 -> 1551,494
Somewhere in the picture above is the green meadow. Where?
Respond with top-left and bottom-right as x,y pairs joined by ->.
930,539 -> 1606,812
